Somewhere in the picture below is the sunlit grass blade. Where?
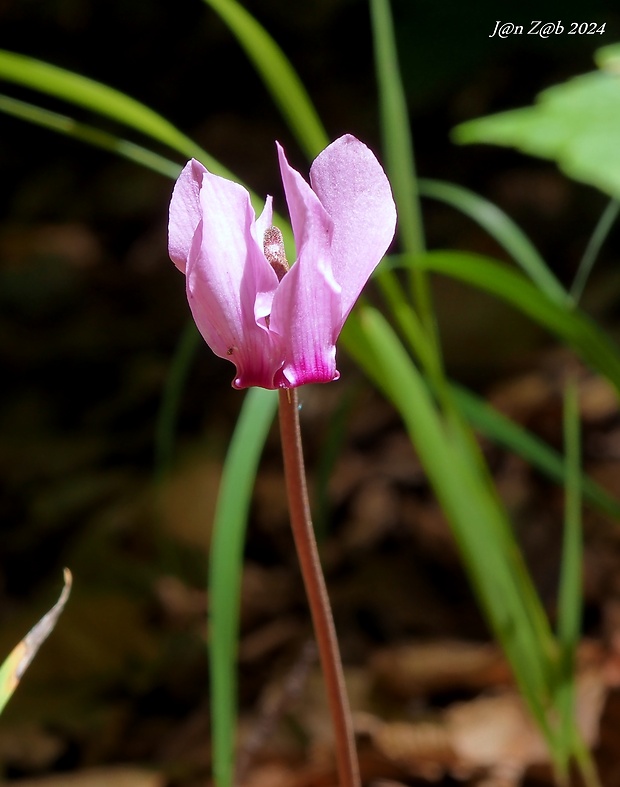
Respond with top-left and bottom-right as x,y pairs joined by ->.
407,251 -> 620,394
419,178 -> 568,306
0,49 -> 207,161
0,51 -> 287,217
0,92 -> 183,180
369,0 -> 424,256
0,569 -> 72,715
209,388 -> 278,787
370,0 -> 447,409
341,307 -> 560,750
571,198 -> 620,303
202,0 -> 328,160
0,54 -> 249,189
0,86 -> 294,242
370,261 -> 620,519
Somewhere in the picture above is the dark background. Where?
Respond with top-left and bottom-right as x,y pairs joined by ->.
1,0 -> 620,784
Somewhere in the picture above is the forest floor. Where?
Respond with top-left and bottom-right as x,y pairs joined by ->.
2,214 -> 620,787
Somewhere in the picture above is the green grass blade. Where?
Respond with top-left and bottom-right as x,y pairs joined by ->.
0,84 -> 293,240
209,388 -> 278,787
555,381 -> 582,774
341,308 -> 558,748
373,269 -> 437,370
154,322 -> 202,481
409,251 -> 620,394
0,92 -> 183,180
371,261 -> 620,519
202,0 -> 328,160
452,383 -> 620,520
0,49 -> 205,161
419,178 -> 568,306
370,0 -> 448,407
0,52 -> 277,208
369,0 -> 424,256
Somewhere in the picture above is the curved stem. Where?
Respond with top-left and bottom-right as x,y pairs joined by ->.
278,388 -> 360,787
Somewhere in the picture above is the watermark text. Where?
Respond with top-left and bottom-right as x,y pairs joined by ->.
489,20 -> 606,38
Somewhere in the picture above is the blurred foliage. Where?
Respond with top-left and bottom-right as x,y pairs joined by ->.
455,44 -> 620,200
2,1 -> 620,783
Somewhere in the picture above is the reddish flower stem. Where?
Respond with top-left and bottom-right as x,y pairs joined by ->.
278,389 -> 360,787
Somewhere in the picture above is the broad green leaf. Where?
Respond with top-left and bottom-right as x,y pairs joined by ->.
202,0 -> 329,160
0,570 -> 72,715
208,388 -> 278,787
453,50 -> 620,201
596,42 -> 620,72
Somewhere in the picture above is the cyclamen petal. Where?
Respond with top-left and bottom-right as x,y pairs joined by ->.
310,134 -> 397,325
168,135 -> 396,389
169,158 -> 207,273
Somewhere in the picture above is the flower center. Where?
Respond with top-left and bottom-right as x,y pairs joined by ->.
263,226 -> 289,281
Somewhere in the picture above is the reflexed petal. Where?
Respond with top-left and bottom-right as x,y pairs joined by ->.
255,194 -> 273,242
168,158 -> 207,273
270,144 -> 342,386
186,170 -> 283,389
309,134 -> 396,324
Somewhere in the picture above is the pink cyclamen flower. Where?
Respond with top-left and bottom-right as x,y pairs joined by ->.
168,134 -> 396,389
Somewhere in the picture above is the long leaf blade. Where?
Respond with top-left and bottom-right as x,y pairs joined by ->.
208,388 -> 278,787
342,308 -> 559,746
452,384 -> 620,520
556,381 -> 583,772
0,92 -> 183,180
370,0 -> 424,256
0,49 -> 204,161
419,178 -> 568,305
410,251 -> 620,394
